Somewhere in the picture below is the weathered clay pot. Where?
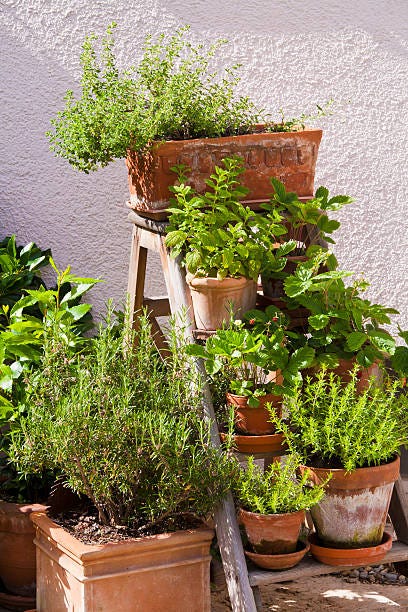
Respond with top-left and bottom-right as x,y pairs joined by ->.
308,531 -> 392,567
126,128 -> 323,216
238,508 -> 305,554
31,512 -> 214,612
226,392 -> 282,435
0,501 -> 47,597
219,431 -> 286,455
186,275 -> 257,330
245,539 -> 310,570
303,456 -> 400,549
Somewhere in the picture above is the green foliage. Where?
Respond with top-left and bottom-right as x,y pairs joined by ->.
166,156 -> 286,280
391,328 -> 408,378
47,24 -> 261,172
187,319 -> 314,402
264,100 -> 335,133
282,248 -> 398,368
272,368 -> 408,471
10,310 -> 236,527
0,251 -> 98,502
261,178 -> 353,254
235,454 -> 327,514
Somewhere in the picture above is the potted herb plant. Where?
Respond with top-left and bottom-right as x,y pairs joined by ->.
0,245 -> 97,607
47,24 -> 329,218
187,319 -> 314,436
235,454 -> 327,570
166,156 -> 287,329
282,248 -> 398,384
260,179 -> 352,300
10,310 -> 236,612
272,369 -> 408,566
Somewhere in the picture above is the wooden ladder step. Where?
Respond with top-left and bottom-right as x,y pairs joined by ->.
248,541 -> 408,587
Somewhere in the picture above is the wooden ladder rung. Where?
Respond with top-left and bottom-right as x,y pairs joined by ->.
248,541 -> 408,587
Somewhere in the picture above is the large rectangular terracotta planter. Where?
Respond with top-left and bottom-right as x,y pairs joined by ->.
31,512 -> 214,612
126,128 -> 322,217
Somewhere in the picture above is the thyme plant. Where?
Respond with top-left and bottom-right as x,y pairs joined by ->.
235,454 -> 327,515
272,368 -> 408,472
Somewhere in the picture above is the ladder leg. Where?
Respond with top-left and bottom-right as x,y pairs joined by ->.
389,477 -> 408,544
252,586 -> 263,611
127,226 -> 148,327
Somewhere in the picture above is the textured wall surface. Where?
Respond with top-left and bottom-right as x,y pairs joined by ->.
1,0 -> 407,329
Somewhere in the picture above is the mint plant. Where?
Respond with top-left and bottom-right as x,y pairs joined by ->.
271,368 -> 408,471
166,157 -> 286,280
235,454 -> 327,515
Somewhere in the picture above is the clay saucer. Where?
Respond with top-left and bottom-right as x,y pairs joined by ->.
245,540 -> 310,570
308,531 -> 392,566
220,431 -> 286,455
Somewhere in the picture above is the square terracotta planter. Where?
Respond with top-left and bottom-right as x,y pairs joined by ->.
31,512 -> 214,612
126,128 -> 322,217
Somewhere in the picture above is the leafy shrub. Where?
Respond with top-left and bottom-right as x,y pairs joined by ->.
11,310 -> 237,527
272,368 -> 408,471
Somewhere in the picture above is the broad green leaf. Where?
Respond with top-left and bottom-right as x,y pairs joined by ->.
64,304 -> 92,321
0,365 -> 13,391
288,346 -> 315,371
308,314 -> 330,330
165,230 -> 187,248
284,276 -> 312,298
367,330 -> 395,354
391,346 -> 408,376
346,331 -> 368,352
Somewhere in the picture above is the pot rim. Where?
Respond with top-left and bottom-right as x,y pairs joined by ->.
238,507 -> 306,522
301,455 -> 400,490
186,274 -> 254,288
126,127 -> 323,154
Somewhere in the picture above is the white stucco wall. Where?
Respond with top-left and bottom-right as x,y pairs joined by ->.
1,0 -> 407,330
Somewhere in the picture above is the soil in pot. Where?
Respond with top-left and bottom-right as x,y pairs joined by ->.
226,392 -> 282,435
238,508 -> 305,555
245,539 -> 310,570
186,275 -> 257,331
308,531 -> 393,567
302,455 -> 400,549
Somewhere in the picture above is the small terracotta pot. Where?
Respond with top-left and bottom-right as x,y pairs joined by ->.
0,501 -> 47,597
302,456 -> 400,549
126,129 -> 322,216
238,508 -> 305,554
226,392 -> 282,435
219,431 -> 286,455
308,531 -> 392,567
186,275 -> 257,330
245,539 -> 310,570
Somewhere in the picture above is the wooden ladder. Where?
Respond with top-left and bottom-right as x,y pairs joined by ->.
127,210 -> 408,612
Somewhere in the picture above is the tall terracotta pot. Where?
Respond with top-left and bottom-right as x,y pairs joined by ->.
186,275 -> 257,330
126,128 -> 322,217
303,455 -> 400,549
305,357 -> 382,393
0,501 -> 47,597
238,507 -> 305,554
226,392 -> 282,435
31,512 -> 214,612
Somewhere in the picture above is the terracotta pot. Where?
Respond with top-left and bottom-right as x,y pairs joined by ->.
238,508 -> 305,554
226,392 -> 282,435
308,531 -> 392,567
305,358 -> 382,393
245,539 -> 310,570
186,275 -> 257,330
303,455 -> 400,549
126,128 -> 322,217
261,256 -> 307,299
31,512 -> 214,612
0,501 -> 47,597
219,431 -> 286,455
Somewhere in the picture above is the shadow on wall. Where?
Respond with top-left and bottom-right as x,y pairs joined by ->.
0,31 -> 166,316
